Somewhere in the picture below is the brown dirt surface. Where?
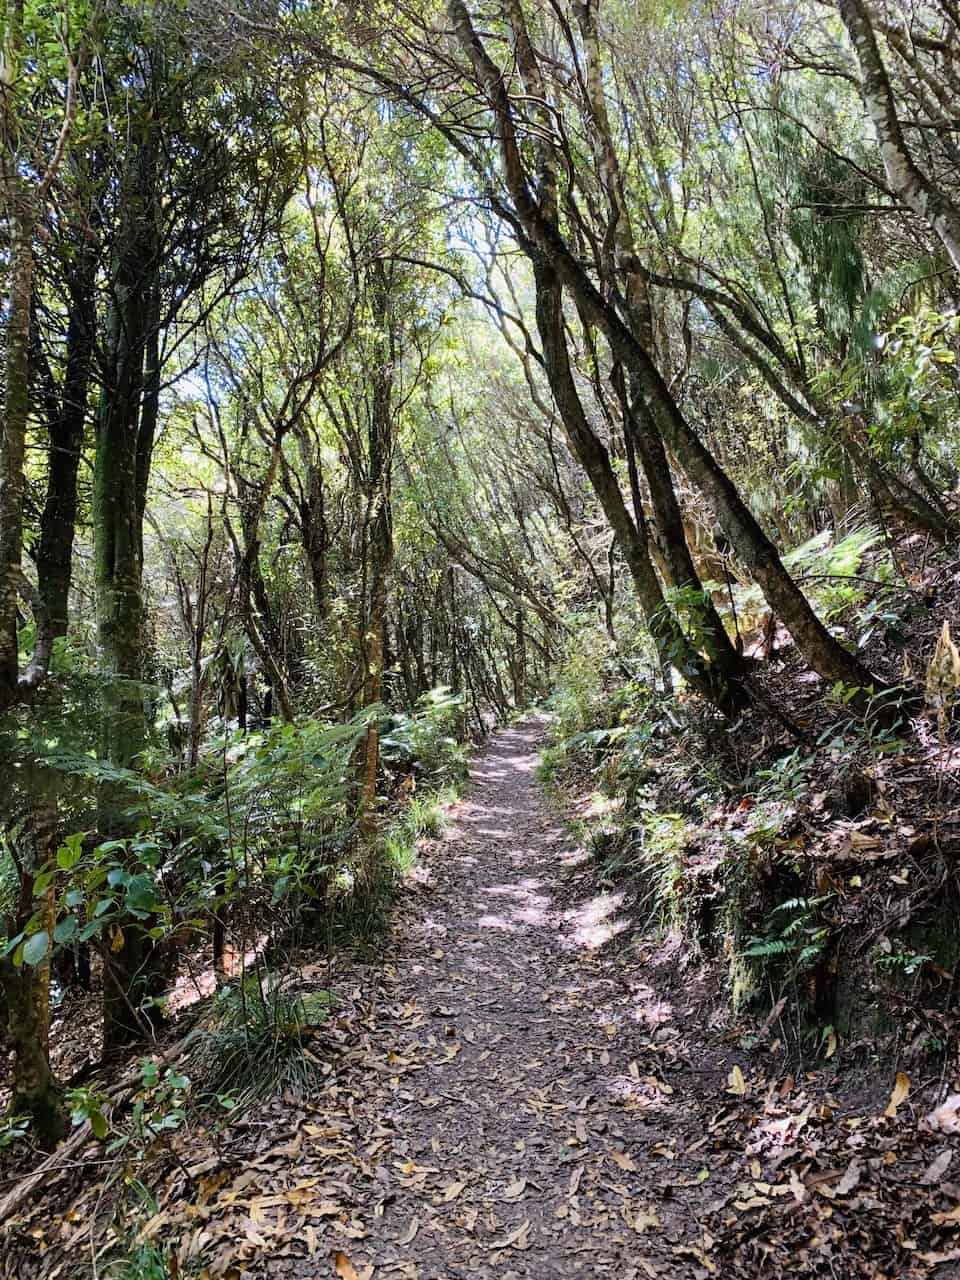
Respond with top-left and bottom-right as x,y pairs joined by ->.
4,718 -> 960,1279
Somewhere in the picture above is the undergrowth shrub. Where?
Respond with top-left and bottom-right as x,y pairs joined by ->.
716,524 -> 893,639
111,1242 -> 173,1280
548,623 -> 611,743
3,691 -> 470,1032
613,812 -> 691,931
191,971 -> 334,1109
381,687 -> 468,785
381,788 -> 452,880
541,618 -> 668,789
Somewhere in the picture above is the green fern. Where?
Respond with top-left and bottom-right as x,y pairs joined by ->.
743,937 -> 791,957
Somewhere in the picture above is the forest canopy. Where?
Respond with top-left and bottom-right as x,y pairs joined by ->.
2,1 -> 960,1258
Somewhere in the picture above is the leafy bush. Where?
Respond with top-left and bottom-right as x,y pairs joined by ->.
381,789 -> 452,880
546,623 -> 612,743
380,686 -> 467,783
1,713 -> 377,1002
612,811 -> 691,931
728,525 -> 889,629
878,307 -> 960,467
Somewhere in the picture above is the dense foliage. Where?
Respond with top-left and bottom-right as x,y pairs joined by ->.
1,0 -> 959,1171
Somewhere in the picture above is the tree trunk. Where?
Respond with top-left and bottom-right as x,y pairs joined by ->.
94,137 -> 166,1052
295,428 -> 331,624
448,0 -> 885,703
358,262 -> 396,846
570,0 -> 740,676
0,192 -> 33,707
554,234 -> 883,699
0,768 -> 65,1146
623,389 -> 741,672
838,0 -> 960,274
534,260 -> 745,713
24,237 -> 98,686
2,961 -> 64,1147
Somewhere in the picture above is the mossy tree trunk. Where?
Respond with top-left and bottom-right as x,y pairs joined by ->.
0,768 -> 66,1148
94,133 -> 166,1052
358,260 -> 397,847
0,187 -> 33,708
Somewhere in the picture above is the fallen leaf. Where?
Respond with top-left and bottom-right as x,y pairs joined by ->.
837,1158 -> 861,1196
673,1245 -> 716,1273
609,1150 -> 638,1172
489,1219 -> 531,1251
334,1253 -> 358,1280
734,1196 -> 768,1211
631,1205 -> 661,1234
926,1095 -> 960,1135
727,1065 -> 747,1096
848,831 -> 883,850
923,1149 -> 953,1184
884,1071 -> 910,1118
921,1248 -> 960,1265
397,1217 -> 419,1245
501,1178 -> 527,1200
307,1202 -> 343,1218
442,1181 -> 466,1203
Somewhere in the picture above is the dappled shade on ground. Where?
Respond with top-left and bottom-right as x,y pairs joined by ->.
5,721 -> 960,1278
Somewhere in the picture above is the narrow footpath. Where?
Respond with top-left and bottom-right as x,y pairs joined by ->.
319,718 -> 735,1278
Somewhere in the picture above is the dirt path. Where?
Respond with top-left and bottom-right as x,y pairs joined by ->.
7,718 -> 949,1279
330,717 -> 727,1278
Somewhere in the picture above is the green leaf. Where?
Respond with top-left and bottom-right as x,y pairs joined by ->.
57,837 -> 83,869
1,931 -> 25,958
33,869 -> 56,897
54,916 -> 79,945
125,873 -> 161,915
22,931 -> 50,967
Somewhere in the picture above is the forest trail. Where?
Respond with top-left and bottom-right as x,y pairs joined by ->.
6,719 -> 949,1278
320,717 -> 732,1279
